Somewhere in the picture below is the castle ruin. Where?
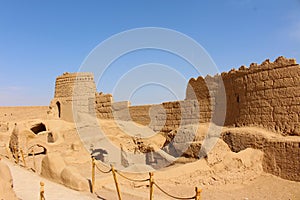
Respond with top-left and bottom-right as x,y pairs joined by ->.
48,56 -> 300,136
47,56 -> 300,181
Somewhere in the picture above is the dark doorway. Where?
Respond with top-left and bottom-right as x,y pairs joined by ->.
31,123 -> 47,134
56,101 -> 61,118
47,132 -> 54,143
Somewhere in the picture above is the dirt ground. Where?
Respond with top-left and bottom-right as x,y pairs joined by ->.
0,109 -> 299,200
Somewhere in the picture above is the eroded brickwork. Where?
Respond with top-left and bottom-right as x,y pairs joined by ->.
49,72 -> 96,121
54,72 -> 96,98
222,129 -> 300,181
186,56 -> 300,136
94,93 -> 113,119
129,100 -> 201,133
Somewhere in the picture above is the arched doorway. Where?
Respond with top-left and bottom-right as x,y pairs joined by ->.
56,101 -> 61,118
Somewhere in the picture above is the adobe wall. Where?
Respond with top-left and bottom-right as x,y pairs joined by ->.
94,93 -> 113,119
50,57 -> 300,137
128,100 -> 203,133
54,72 -> 96,99
186,56 -> 300,136
49,72 -> 96,121
128,105 -> 151,126
222,128 -> 300,181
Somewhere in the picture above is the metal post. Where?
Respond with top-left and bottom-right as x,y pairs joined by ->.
149,172 -> 154,200
111,165 -> 122,200
20,148 -> 26,167
195,187 -> 202,200
91,157 -> 95,193
40,181 -> 45,200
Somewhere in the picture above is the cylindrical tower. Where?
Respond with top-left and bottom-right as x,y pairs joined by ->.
49,72 -> 97,122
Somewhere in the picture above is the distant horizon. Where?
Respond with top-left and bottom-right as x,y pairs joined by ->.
1,1 -> 300,106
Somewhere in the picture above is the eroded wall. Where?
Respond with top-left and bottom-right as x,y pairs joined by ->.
222,129 -> 300,181
94,93 -> 113,119
128,100 -> 203,133
52,57 -> 300,137
54,72 -> 96,98
49,72 -> 96,121
186,56 -> 300,136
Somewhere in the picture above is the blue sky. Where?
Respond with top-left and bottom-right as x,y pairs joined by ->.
0,0 -> 300,106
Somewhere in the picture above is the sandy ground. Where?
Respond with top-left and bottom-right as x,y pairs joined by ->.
3,158 -> 149,200
0,114 -> 300,200
3,159 -> 97,200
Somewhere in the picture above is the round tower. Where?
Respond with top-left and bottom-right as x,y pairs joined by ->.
49,72 -> 96,121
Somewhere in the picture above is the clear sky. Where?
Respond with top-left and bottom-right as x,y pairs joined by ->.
0,0 -> 300,106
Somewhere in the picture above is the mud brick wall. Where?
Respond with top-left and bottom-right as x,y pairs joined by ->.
129,105 -> 151,126
94,97 -> 131,120
94,93 -> 113,119
186,56 -> 300,136
222,129 -> 300,181
49,72 -> 97,121
54,72 -> 96,98
128,100 -> 208,133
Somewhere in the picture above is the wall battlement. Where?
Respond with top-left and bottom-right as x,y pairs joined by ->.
187,56 -> 300,136
54,72 -> 96,98
46,57 -> 300,182
49,56 -> 300,136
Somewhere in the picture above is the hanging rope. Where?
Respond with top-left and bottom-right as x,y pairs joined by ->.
115,170 -> 149,182
95,163 -> 112,174
89,157 -> 202,199
153,182 -> 196,200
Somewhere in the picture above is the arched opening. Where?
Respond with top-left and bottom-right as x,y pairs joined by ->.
56,101 -> 61,118
28,144 -> 47,155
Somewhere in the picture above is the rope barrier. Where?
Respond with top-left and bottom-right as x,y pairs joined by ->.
95,164 -> 112,174
149,172 -> 154,200
40,181 -> 45,200
153,182 -> 195,200
115,170 -> 149,182
89,156 -> 202,200
20,148 -> 26,167
31,148 -> 36,172
91,157 -> 95,193
13,145 -> 19,164
111,165 -> 122,200
195,187 -> 202,200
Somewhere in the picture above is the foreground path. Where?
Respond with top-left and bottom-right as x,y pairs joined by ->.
4,159 -> 151,200
4,160 -> 97,200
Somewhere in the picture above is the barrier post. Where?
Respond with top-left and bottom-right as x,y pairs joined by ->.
40,181 -> 45,200
111,165 -> 122,200
13,145 -> 19,164
149,172 -> 154,200
20,148 -> 26,167
195,187 -> 202,200
31,149 -> 36,172
91,157 -> 95,193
